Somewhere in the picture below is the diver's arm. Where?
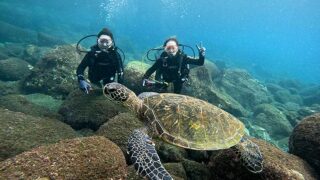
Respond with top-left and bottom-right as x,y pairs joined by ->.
115,51 -> 123,73
115,51 -> 124,83
143,60 -> 161,79
184,52 -> 205,66
76,53 -> 90,81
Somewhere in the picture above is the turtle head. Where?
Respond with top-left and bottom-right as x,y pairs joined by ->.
103,82 -> 132,102
103,83 -> 141,112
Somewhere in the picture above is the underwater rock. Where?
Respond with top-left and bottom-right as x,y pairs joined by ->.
23,44 -> 50,65
127,164 -> 185,180
0,21 -> 66,47
219,68 -> 271,111
274,102 -> 305,127
123,60 -> 153,94
246,123 -> 272,142
253,103 -> 293,140
300,85 -> 320,106
58,89 -> 128,130
0,108 -> 78,161
266,83 -> 283,95
0,94 -> 61,119
278,79 -> 302,90
155,138 -> 188,163
22,45 -> 82,98
185,65 -> 249,117
76,128 -> 96,137
96,112 -> 144,161
0,136 -> 127,180
164,163 -> 188,180
0,50 -> 9,60
202,60 -> 222,82
37,32 -> 66,47
0,21 -> 37,44
1,43 -> 26,58
267,81 -> 304,105
0,80 -> 21,96
274,89 -> 303,105
186,149 -> 214,164
0,57 -> 31,81
289,113 -> 320,175
24,93 -> 63,112
208,138 -> 318,180
0,43 -> 49,65
182,159 -> 212,180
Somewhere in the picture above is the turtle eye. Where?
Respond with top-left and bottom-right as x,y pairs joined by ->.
108,88 -> 117,94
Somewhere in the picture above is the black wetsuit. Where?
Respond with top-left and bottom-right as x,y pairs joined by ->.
76,45 -> 123,86
143,50 -> 204,93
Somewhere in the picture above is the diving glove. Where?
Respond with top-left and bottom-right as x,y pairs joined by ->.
79,80 -> 91,94
196,43 -> 206,57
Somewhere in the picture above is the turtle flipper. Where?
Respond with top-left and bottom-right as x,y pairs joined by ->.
128,129 -> 173,180
236,136 -> 263,173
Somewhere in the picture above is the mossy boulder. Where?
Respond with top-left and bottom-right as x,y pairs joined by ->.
0,58 -> 31,81
289,113 -> 320,175
0,43 -> 25,58
164,163 -> 188,180
59,89 -> 128,130
219,68 -> 271,111
123,60 -> 152,94
24,93 -> 63,112
253,104 -> 293,140
155,138 -> 188,163
23,44 -> 50,65
0,51 -> 9,60
182,159 -> 212,180
96,112 -> 144,160
0,94 -> 61,119
22,45 -> 82,98
0,21 -> 37,44
0,108 -> 78,161
0,136 -> 127,180
209,138 -> 318,180
185,64 -> 249,117
127,161 -> 205,180
37,32 -> 66,47
0,80 -> 21,96
300,85 -> 320,106
274,89 -> 303,105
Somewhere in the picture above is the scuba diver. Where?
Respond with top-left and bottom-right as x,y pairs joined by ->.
76,28 -> 124,94
143,37 -> 206,94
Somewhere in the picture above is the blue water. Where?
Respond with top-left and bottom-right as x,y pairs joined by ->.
1,0 -> 320,83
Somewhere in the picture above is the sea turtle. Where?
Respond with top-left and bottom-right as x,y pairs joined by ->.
103,83 -> 263,180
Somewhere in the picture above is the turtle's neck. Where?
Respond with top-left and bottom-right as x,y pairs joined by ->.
124,92 -> 142,115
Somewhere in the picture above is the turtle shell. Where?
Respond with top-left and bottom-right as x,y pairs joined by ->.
141,93 -> 245,150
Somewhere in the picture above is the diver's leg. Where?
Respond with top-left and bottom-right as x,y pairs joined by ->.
155,69 -> 162,81
128,129 -> 173,180
173,82 -> 183,94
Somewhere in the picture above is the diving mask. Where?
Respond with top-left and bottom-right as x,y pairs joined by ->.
164,41 -> 178,56
98,35 -> 113,50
